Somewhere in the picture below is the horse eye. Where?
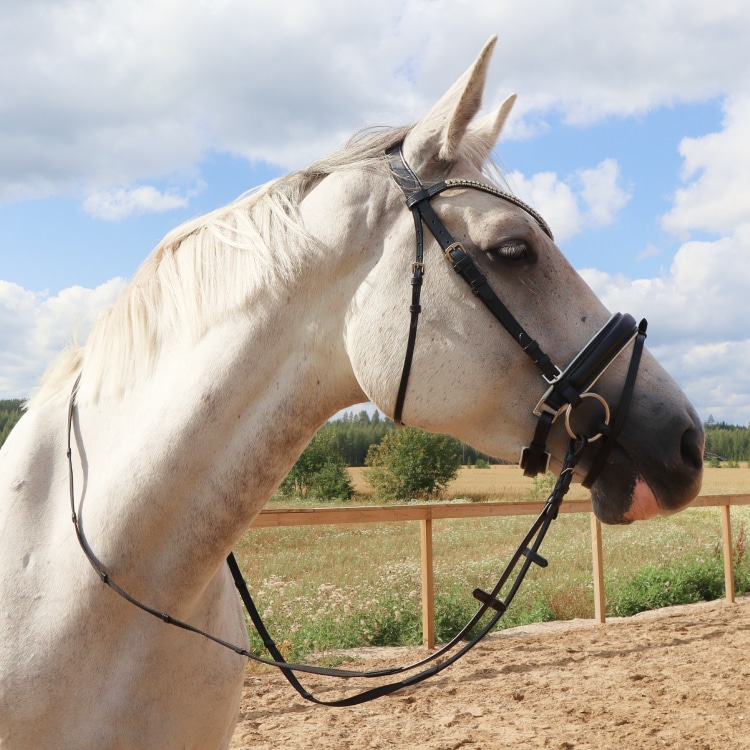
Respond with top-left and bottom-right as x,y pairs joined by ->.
490,240 -> 528,260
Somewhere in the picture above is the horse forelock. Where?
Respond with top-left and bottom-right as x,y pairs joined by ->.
28,126 -> 422,408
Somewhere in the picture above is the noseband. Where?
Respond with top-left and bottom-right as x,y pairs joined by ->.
385,144 -> 647,486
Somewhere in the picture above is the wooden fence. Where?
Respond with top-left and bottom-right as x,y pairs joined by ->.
251,494 -> 750,649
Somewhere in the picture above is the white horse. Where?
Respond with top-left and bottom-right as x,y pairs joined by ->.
0,37 -> 702,748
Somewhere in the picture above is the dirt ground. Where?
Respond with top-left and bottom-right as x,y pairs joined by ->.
230,595 -> 750,749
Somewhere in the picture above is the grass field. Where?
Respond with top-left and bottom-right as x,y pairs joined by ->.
236,465 -> 750,660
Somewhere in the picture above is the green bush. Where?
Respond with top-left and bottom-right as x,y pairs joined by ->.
609,552 -> 750,617
610,559 -> 719,616
525,471 -> 555,501
277,426 -> 353,502
365,427 -> 462,501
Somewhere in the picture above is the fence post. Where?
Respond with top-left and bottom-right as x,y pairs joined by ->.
721,504 -> 736,603
420,517 -> 435,649
590,514 -> 606,623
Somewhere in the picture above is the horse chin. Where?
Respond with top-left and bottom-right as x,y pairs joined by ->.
622,479 -> 661,522
590,485 -> 636,526
590,470 -> 692,526
587,453 -> 661,526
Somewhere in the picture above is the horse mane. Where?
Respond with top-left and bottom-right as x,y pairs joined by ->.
28,125 -> 510,408
28,126 -> 414,407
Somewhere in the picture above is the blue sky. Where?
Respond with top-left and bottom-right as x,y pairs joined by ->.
1,0 -> 750,425
0,103 -> 723,293
0,153 -> 284,293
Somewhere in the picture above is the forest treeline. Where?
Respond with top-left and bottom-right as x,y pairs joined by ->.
0,399 -> 748,463
328,409 -> 500,466
703,416 -> 750,462
0,400 -> 24,447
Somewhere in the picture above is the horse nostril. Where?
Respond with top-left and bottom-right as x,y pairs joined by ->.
680,424 -> 704,473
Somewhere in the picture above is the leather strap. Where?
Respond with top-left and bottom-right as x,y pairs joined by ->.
393,208 -> 425,425
385,144 -> 646,481
520,411 -> 554,477
67,372 -> 578,708
582,319 -> 647,488
386,145 -> 559,424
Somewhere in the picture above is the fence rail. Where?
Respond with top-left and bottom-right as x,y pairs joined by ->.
250,494 -> 750,649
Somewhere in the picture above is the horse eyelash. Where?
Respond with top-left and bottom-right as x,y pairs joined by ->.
493,241 -> 528,260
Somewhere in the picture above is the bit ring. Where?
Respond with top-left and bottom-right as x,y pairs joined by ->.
565,392 -> 610,442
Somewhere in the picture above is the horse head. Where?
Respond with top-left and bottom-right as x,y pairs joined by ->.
337,37 -> 703,524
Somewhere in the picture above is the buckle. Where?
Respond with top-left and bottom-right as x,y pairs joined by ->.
533,386 -> 564,419
519,446 -> 551,477
443,242 -> 464,263
543,365 -> 562,385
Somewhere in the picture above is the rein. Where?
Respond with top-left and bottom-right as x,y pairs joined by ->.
64,143 -> 647,707
66,383 -> 585,706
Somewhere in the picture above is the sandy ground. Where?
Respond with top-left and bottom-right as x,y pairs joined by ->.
230,595 -> 750,749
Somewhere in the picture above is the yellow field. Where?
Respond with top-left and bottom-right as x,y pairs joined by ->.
347,463 -> 750,502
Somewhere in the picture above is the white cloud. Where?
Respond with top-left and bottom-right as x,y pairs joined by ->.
662,95 -> 750,236
577,159 -> 631,227
579,225 -> 750,423
507,171 -> 580,241
649,340 -> 750,426
1,0 -> 750,200
83,185 -> 194,220
636,244 -> 662,262
0,278 -> 126,397
508,159 -> 630,242
581,226 -> 750,344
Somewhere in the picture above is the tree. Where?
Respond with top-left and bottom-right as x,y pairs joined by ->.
364,427 -> 462,501
0,399 -> 24,449
330,409 -> 393,466
277,425 -> 354,502
703,419 -> 750,462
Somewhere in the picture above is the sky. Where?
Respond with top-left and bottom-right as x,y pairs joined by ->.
1,0 -> 749,425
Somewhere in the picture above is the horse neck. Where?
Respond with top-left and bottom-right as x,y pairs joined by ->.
66,259 -> 367,605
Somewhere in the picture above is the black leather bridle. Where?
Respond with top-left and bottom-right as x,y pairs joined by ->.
65,143 -> 648,709
385,144 -> 647,487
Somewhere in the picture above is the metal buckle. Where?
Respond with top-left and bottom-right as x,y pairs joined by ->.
531,366 -> 564,418
443,242 -> 464,263
533,386 -> 566,420
411,262 -> 425,273
532,396 -> 561,419
519,446 -> 551,475
543,365 -> 563,385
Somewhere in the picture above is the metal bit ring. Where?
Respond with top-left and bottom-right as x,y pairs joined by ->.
565,392 -> 610,442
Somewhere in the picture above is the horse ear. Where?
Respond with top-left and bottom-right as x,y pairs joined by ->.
465,93 -> 516,165
403,36 -> 498,175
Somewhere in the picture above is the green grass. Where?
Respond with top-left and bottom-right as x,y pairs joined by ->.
234,505 -> 750,663
608,520 -> 749,616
